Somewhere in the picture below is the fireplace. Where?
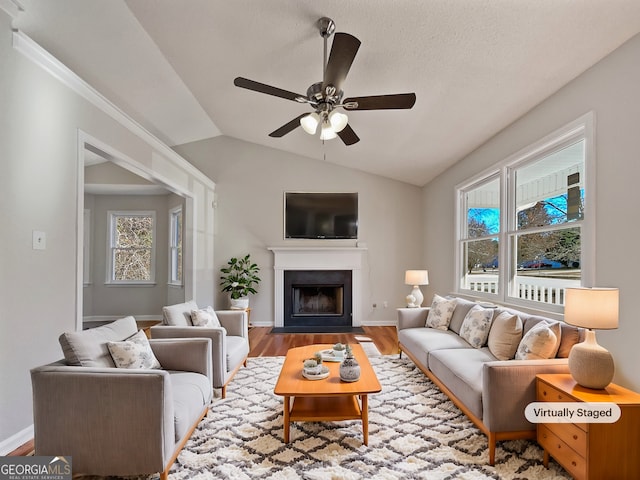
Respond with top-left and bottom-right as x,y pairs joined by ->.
284,270 -> 352,328
269,246 -> 366,330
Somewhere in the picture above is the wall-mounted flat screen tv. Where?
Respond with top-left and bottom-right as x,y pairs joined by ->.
284,192 -> 358,239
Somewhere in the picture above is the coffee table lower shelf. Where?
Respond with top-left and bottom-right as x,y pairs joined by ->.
284,394 -> 369,444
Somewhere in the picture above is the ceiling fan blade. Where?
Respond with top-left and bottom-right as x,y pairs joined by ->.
343,93 -> 417,110
323,33 -> 361,94
337,124 -> 360,146
234,77 -> 305,102
269,113 -> 309,137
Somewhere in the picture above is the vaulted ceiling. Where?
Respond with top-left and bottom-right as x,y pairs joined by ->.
11,1 -> 640,186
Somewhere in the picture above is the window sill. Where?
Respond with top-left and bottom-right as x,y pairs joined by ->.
104,282 -> 157,287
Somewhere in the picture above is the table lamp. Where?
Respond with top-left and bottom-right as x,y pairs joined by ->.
564,287 -> 619,389
405,270 -> 429,308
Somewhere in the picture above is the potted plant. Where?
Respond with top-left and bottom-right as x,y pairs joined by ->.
220,254 -> 261,309
333,342 -> 346,358
303,358 -> 322,375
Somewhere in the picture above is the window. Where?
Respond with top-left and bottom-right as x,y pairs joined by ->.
169,206 -> 183,285
456,115 -> 593,312
107,211 -> 156,284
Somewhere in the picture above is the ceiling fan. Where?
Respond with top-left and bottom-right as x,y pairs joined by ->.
233,17 -> 416,146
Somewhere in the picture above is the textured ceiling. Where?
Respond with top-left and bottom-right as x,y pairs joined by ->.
11,0 -> 640,186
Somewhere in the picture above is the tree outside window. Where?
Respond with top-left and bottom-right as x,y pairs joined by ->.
108,211 -> 155,283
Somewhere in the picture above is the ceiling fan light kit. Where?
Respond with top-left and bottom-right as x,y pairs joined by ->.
234,17 -> 416,146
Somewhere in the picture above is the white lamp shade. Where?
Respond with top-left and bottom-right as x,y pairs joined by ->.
319,121 -> 337,140
328,110 -> 348,132
405,270 -> 429,286
300,112 -> 320,134
564,287 -> 619,329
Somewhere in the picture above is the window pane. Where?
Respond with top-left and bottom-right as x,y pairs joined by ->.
513,227 -> 581,305
516,140 -> 584,230
465,177 -> 500,237
114,249 -> 152,281
462,237 -> 499,294
115,216 -> 153,248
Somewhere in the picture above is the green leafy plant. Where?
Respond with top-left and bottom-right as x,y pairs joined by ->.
333,343 -> 346,351
303,359 -> 318,369
220,254 -> 261,299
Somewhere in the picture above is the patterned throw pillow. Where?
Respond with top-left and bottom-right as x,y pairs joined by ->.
515,323 -> 560,360
459,305 -> 494,348
107,330 -> 162,369
425,295 -> 457,330
191,306 -> 221,327
487,311 -> 523,360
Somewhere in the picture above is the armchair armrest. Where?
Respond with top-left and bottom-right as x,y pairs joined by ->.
150,325 -> 228,387
482,359 -> 570,432
216,310 -> 248,338
31,363 -> 174,475
397,307 -> 430,330
150,338 -> 212,383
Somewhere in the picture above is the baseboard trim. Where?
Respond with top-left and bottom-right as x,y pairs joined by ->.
0,424 -> 33,456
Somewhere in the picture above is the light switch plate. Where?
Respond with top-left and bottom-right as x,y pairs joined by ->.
33,230 -> 46,250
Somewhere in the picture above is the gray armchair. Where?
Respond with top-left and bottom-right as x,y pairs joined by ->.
150,300 -> 249,398
31,317 -> 213,480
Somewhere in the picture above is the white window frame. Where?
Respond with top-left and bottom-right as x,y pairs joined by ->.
106,210 -> 156,285
455,113 -> 595,314
168,205 -> 183,286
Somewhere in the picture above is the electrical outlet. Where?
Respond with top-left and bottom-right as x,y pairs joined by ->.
32,230 -> 46,250
383,301 -> 388,308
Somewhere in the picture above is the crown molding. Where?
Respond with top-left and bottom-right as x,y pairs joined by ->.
11,29 -> 215,191
0,0 -> 23,18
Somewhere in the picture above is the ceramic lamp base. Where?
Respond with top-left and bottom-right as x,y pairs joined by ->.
568,330 -> 614,389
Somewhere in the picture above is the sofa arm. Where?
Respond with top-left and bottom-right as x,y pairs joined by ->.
216,310 -> 248,338
31,363 -> 174,475
150,338 -> 212,383
482,359 -> 571,432
397,307 -> 430,330
150,325 -> 227,387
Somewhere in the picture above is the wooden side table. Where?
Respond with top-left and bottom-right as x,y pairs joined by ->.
536,373 -> 640,480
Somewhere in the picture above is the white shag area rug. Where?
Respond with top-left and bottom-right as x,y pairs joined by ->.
170,356 -> 570,479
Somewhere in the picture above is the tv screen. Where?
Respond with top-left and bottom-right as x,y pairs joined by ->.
285,192 -> 358,239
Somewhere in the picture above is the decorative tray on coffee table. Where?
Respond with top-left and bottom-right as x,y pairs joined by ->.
302,365 -> 330,380
317,349 -> 343,362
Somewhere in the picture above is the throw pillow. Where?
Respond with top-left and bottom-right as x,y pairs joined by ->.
191,306 -> 221,327
425,295 -> 457,330
459,305 -> 494,348
487,311 -> 523,360
515,323 -> 560,360
107,330 -> 162,369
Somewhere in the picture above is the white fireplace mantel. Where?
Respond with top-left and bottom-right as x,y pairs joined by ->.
268,246 -> 367,328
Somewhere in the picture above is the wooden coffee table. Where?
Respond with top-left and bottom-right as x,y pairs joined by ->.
274,343 -> 382,445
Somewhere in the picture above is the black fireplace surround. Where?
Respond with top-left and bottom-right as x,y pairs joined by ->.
282,270 -> 353,332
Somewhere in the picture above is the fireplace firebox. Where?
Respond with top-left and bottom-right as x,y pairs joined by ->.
284,270 -> 352,329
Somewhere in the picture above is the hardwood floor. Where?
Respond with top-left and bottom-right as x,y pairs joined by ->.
8,326 -> 398,456
248,326 -> 399,357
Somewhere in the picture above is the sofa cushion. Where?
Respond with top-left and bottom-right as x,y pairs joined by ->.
191,306 -> 221,328
448,297 -> 478,334
59,316 -> 138,367
226,335 -> 250,373
459,305 -> 494,348
487,311 -> 523,360
163,300 -> 199,326
398,328 -> 471,367
169,371 -> 212,442
107,330 -> 162,369
425,295 -> 456,330
557,323 -> 582,358
515,322 -> 561,360
428,348 -> 497,420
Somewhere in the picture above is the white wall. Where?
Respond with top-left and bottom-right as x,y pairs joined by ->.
0,11 -> 214,452
423,32 -> 640,391
174,136 -> 424,327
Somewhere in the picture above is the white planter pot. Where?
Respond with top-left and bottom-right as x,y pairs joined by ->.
230,297 -> 249,310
